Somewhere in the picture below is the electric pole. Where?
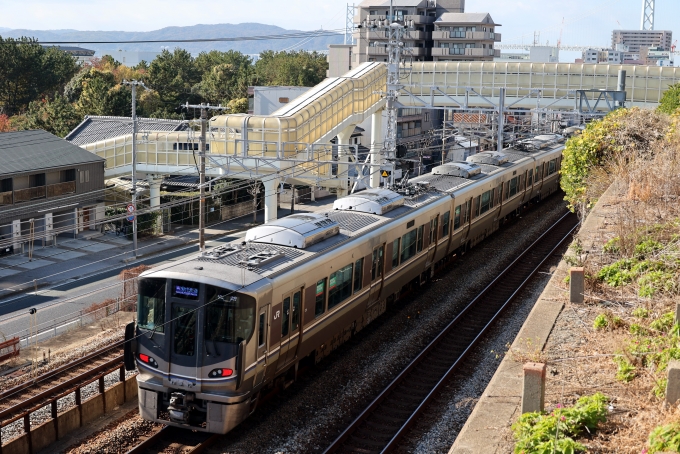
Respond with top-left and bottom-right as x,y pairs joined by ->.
361,0 -> 414,188
122,80 -> 148,258
183,103 -> 228,254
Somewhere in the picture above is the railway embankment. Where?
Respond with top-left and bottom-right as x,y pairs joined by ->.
453,107 -> 680,453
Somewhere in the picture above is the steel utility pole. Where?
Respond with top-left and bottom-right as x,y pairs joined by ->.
363,0 -> 414,187
183,103 -> 228,254
122,79 -> 148,258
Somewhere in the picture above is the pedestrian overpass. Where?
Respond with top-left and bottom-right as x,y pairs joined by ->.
83,61 -> 680,222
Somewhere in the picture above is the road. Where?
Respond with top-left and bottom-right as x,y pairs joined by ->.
0,233 -> 244,342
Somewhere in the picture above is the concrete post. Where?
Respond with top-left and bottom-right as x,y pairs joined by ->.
148,177 -> 163,234
370,109 -> 383,189
336,125 -> 355,198
666,360 -> 680,405
11,219 -> 20,253
569,267 -> 584,303
675,302 -> 680,326
262,176 -> 280,223
149,177 -> 162,209
521,362 -> 546,414
44,213 -> 53,246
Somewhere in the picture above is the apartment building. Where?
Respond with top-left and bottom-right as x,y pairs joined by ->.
431,13 -> 500,61
352,0 -> 498,64
582,49 -> 624,64
612,30 -> 672,60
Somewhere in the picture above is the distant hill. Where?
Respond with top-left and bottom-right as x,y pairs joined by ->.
0,23 -> 344,55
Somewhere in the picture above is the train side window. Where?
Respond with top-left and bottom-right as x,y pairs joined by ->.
392,238 -> 400,268
329,264 -> 353,309
371,246 -> 384,281
401,229 -> 417,263
527,168 -> 533,186
429,217 -> 438,243
509,177 -> 518,197
281,296 -> 290,337
489,189 -> 495,209
416,225 -> 424,252
258,313 -> 265,347
472,195 -> 480,219
548,159 -> 556,175
480,190 -> 491,214
504,181 -> 509,200
535,165 -> 542,180
315,278 -> 326,317
291,291 -> 301,331
465,199 -> 471,223
453,206 -> 461,230
442,211 -> 450,236
353,259 -> 363,293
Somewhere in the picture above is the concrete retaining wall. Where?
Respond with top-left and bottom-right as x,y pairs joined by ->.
1,375 -> 138,454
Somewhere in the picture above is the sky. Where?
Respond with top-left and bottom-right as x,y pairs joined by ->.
1,0 -> 679,52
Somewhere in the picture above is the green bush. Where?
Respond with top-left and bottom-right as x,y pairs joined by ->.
632,307 -> 650,318
650,312 -> 675,333
593,314 -> 608,330
613,355 -> 636,382
512,393 -> 608,454
649,422 -> 680,453
602,237 -> 621,254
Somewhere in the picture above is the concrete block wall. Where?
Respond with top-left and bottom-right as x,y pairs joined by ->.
2,375 -> 138,454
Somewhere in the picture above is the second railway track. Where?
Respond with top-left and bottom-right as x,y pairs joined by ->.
324,211 -> 579,454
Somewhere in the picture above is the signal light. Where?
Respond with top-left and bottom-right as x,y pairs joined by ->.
209,368 -> 233,378
139,354 -> 149,362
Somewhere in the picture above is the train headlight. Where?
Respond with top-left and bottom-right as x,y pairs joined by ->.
209,368 -> 233,378
138,353 -> 158,368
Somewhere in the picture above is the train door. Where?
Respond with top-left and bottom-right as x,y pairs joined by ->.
285,289 -> 302,364
276,293 -> 293,372
168,302 -> 201,391
369,244 -> 385,303
253,304 -> 269,387
426,214 -> 439,267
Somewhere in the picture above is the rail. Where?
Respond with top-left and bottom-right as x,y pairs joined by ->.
323,211 -> 579,453
0,342 -> 128,454
125,426 -> 221,454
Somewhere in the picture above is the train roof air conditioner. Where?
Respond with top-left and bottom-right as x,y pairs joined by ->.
332,188 -> 405,215
431,161 -> 481,178
466,151 -> 508,166
244,213 -> 339,249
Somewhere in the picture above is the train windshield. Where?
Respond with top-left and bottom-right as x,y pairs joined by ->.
204,286 -> 256,344
138,278 -> 166,333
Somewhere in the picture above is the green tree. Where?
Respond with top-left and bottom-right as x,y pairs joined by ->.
254,50 -> 328,87
21,94 -> 81,137
75,69 -> 117,116
196,63 -> 246,105
227,97 -> 248,114
0,36 -> 78,115
658,83 -> 680,115
147,48 -> 201,108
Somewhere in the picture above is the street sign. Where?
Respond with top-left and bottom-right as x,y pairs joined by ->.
126,204 -> 135,222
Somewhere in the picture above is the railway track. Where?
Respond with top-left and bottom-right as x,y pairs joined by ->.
126,425 -> 221,454
0,341 -> 125,439
324,211 -> 579,454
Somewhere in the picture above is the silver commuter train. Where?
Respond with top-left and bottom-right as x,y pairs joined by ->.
124,139 -> 565,433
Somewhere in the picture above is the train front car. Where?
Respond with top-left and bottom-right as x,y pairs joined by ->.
127,264 -> 270,434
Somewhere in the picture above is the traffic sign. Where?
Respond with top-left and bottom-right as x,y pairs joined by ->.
126,204 -> 135,222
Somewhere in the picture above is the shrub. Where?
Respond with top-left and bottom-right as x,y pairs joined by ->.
632,307 -> 650,318
512,393 -> 608,454
650,312 -> 675,333
648,422 -> 680,453
613,355 -> 636,382
594,314 -> 608,330
603,237 -> 621,254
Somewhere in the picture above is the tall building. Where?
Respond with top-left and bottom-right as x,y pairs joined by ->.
612,30 -> 672,60
352,0 -> 499,64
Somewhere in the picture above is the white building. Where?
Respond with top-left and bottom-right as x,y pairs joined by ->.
103,50 -> 162,66
247,86 -> 312,115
